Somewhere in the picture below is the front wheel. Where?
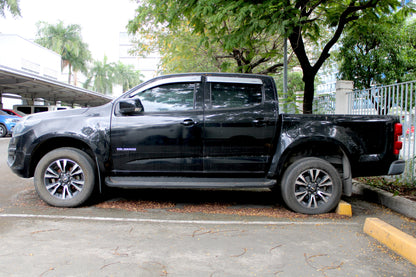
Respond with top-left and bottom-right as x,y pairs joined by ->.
34,147 -> 96,207
280,157 -> 342,215
0,124 -> 7,137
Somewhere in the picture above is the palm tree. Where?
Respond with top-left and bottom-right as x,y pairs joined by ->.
84,56 -> 115,94
112,61 -> 143,91
0,0 -> 20,17
35,21 -> 91,84
84,57 -> 143,95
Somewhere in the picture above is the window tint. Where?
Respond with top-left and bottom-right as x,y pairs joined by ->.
210,83 -> 262,109
131,83 -> 197,112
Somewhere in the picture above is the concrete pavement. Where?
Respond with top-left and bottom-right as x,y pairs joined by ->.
0,137 -> 415,276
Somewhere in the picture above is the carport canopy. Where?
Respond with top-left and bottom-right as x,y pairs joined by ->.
0,65 -> 113,108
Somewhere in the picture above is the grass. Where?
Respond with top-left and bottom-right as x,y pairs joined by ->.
357,176 -> 416,201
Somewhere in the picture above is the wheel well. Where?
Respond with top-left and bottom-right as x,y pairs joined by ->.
29,137 -> 95,177
278,141 -> 346,181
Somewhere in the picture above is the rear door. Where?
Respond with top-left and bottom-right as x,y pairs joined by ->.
110,76 -> 204,175
202,76 -> 277,175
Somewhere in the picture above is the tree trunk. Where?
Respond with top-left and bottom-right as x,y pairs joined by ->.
68,64 -> 72,84
302,73 -> 315,114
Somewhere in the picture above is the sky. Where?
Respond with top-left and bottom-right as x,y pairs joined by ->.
0,0 -> 138,62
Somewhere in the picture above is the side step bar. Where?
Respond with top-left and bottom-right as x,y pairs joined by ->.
105,176 -> 276,189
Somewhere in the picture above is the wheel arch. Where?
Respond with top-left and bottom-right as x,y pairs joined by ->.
29,137 -> 99,178
273,138 -> 353,196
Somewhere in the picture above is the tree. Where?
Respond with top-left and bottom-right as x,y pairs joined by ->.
129,22 -> 222,74
338,14 -> 415,89
84,56 -> 143,94
84,56 -> 115,94
281,1 -> 412,114
112,61 -> 143,92
128,0 -> 409,114
35,21 -> 91,84
275,71 -> 305,114
127,1 -> 289,75
338,14 -> 416,114
0,0 -> 20,17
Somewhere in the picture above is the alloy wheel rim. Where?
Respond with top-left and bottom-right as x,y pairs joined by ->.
43,159 -> 85,200
294,168 -> 333,209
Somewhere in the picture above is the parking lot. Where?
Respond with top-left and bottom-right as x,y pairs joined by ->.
0,137 -> 415,276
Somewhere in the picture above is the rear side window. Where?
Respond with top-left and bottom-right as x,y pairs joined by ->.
210,82 -> 263,109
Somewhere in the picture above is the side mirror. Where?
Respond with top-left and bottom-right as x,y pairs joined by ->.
118,99 -> 144,115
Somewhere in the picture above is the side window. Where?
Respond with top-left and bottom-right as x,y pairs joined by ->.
210,83 -> 263,109
131,83 -> 198,112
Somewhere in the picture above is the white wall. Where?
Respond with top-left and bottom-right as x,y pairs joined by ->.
0,34 -> 61,79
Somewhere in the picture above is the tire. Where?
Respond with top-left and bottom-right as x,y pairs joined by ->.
34,147 -> 96,207
280,157 -> 342,215
0,124 -> 7,137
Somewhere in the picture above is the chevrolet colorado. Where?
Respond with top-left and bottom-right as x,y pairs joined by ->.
8,73 -> 405,214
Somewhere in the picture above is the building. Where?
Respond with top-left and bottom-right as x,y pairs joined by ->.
0,34 -> 61,81
119,32 -> 161,81
0,34 -> 112,109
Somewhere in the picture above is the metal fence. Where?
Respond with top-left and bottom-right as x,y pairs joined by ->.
313,93 -> 336,114
312,80 -> 416,183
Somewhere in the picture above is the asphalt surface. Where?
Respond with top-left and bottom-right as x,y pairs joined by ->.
0,137 -> 415,276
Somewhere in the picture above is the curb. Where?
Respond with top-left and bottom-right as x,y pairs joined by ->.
352,182 -> 416,219
364,217 -> 416,266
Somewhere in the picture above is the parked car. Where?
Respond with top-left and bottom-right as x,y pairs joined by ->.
0,110 -> 20,137
7,73 -> 404,214
13,105 -> 70,115
1,109 -> 26,117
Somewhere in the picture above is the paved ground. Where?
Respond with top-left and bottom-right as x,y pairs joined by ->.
0,137 -> 415,276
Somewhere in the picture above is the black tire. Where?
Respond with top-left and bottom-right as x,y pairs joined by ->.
0,124 -> 7,137
280,157 -> 342,215
34,147 -> 96,207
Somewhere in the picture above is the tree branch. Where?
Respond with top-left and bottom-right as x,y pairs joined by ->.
313,0 -> 380,72
258,63 -> 284,74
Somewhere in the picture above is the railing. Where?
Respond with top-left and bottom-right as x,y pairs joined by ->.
313,93 -> 335,114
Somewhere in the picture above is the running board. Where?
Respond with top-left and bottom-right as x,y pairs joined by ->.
105,176 -> 276,189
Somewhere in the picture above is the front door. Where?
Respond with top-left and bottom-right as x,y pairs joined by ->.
110,76 -> 204,175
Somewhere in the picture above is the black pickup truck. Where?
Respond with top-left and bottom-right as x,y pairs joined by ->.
7,73 -> 405,214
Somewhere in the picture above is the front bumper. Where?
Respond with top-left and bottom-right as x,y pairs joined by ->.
7,137 -> 31,178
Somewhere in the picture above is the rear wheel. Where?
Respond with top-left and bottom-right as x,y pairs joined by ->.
280,157 -> 342,214
34,147 -> 96,207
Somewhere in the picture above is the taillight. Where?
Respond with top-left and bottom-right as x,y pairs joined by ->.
393,123 -> 403,155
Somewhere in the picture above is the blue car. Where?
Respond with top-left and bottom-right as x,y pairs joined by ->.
0,110 -> 20,137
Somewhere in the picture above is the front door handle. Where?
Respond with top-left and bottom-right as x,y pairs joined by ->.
181,119 -> 196,126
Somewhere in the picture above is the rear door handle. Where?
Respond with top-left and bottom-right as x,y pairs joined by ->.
181,119 -> 196,126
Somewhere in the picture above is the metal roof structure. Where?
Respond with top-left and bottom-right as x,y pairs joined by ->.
0,65 -> 113,107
